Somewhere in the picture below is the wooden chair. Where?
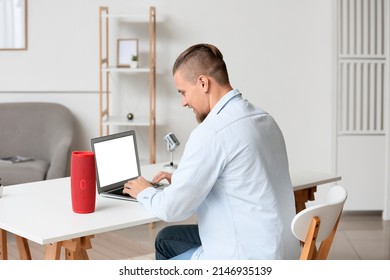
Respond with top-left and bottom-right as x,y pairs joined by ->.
291,185 -> 347,260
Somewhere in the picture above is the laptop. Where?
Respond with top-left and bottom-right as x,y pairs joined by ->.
91,130 -> 163,201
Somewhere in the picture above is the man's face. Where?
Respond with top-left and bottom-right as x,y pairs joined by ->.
174,70 -> 210,123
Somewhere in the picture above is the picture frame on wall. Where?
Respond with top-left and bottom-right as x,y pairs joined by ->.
0,0 -> 28,50
117,39 -> 138,67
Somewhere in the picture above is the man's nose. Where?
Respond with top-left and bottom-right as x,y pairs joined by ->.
182,96 -> 188,107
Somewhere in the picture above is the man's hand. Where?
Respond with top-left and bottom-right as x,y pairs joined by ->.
123,171 -> 173,199
123,176 -> 152,198
152,171 -> 173,184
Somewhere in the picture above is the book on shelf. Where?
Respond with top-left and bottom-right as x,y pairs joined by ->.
0,156 -> 34,164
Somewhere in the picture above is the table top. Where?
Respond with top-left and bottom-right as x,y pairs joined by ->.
0,177 -> 159,245
289,170 -> 341,191
0,163 -> 340,245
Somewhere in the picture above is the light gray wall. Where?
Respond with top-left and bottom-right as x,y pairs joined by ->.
0,0 -> 335,173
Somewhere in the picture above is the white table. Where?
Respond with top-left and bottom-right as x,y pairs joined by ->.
0,176 -> 161,260
290,170 -> 342,213
0,164 -> 341,260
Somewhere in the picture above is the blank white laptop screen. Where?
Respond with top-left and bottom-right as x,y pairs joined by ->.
93,134 -> 139,188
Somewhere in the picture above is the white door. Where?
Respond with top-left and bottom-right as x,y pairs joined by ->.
336,0 -> 388,211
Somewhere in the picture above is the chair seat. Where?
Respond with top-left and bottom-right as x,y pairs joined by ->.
0,159 -> 50,186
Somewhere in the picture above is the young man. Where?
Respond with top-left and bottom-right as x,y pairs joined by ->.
124,43 -> 300,260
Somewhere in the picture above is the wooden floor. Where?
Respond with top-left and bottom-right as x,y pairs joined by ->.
3,212 -> 390,260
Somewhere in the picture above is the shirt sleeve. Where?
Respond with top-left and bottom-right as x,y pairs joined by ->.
136,126 -> 227,222
136,187 -> 160,207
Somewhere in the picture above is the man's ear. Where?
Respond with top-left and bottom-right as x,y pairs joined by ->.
198,75 -> 209,93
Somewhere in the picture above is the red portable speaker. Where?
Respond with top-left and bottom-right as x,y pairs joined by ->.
70,151 -> 96,214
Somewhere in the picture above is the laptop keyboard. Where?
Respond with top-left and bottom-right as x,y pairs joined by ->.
110,187 -> 129,196
150,182 -> 164,188
109,182 -> 164,197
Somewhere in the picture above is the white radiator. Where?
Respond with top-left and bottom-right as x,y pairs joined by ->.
337,0 -> 386,135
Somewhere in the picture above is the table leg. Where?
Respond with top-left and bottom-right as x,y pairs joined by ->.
79,235 -> 93,260
15,235 -> 32,260
0,229 -> 7,260
44,235 -> 94,260
64,236 -> 93,260
63,239 -> 80,260
294,186 -> 317,213
44,242 -> 62,260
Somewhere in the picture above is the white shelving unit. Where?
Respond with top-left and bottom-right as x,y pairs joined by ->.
99,6 -> 156,163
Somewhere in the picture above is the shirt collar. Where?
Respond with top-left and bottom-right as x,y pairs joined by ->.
207,89 -> 242,119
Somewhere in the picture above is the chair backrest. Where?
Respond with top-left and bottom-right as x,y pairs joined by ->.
0,102 -> 75,179
291,185 -> 348,260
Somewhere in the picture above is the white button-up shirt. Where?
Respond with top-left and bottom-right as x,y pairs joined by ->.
138,89 -> 300,259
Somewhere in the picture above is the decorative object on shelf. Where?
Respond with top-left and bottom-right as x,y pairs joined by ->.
130,55 -> 139,68
163,133 -> 180,169
117,38 -> 139,67
127,112 -> 134,120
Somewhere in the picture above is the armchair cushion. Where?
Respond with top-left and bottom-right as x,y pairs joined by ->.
0,159 -> 49,186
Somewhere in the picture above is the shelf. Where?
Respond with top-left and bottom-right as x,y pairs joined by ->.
101,67 -> 150,73
102,14 -> 165,23
99,6 -> 157,163
103,14 -> 147,21
102,115 -> 150,127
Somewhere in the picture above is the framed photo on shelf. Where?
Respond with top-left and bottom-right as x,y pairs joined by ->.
117,38 -> 139,67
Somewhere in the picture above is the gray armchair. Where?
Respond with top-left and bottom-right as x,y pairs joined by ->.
0,102 -> 75,186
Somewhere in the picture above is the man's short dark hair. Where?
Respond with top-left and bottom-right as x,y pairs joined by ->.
172,43 -> 230,86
